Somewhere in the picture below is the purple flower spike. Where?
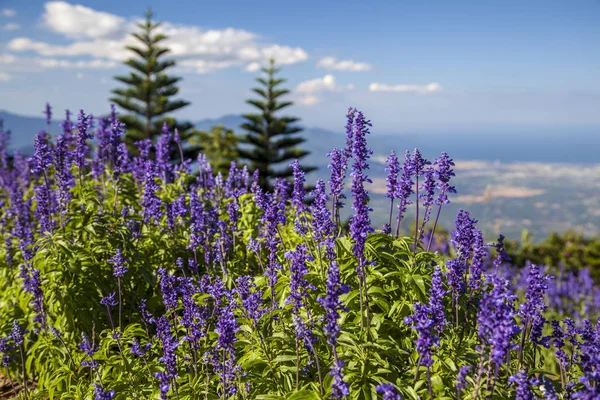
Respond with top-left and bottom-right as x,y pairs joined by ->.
376,383 -> 402,400
30,131 -> 53,175
94,383 -> 115,400
109,249 -> 129,278
349,109 -> 373,279
394,150 -> 414,236
100,292 -> 118,307
44,103 -> 52,127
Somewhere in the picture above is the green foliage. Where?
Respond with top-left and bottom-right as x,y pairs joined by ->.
190,125 -> 240,176
110,9 -> 200,160
238,59 -> 315,190
510,229 -> 600,280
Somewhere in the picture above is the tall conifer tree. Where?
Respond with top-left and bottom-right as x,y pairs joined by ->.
110,9 -> 199,160
238,59 -> 315,190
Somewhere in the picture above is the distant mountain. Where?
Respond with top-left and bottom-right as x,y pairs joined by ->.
0,109 -> 62,152
194,114 -> 246,132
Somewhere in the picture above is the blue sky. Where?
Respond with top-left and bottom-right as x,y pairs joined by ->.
0,0 -> 599,132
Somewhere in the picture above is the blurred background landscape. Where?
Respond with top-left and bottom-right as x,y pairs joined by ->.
0,0 -> 599,242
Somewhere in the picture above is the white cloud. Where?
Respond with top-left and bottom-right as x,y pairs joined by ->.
76,72 -> 84,79
43,1 -> 126,39
295,74 -> 353,106
0,73 -> 11,82
369,82 -> 442,93
34,58 -> 118,69
296,74 -> 339,94
0,54 -> 16,64
298,95 -> 321,106
245,62 -> 261,72
2,23 -> 20,31
8,2 -> 308,74
1,9 -> 16,17
317,56 -> 372,72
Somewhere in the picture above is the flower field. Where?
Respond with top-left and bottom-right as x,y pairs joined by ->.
0,105 -> 597,399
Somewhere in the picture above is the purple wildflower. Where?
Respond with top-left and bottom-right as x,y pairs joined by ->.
74,110 -> 93,171
451,209 -> 478,264
477,276 -> 520,367
155,371 -> 171,400
93,383 -> 115,400
100,292 -> 118,307
156,123 -> 172,183
519,264 -> 552,347
376,383 -> 402,400
236,276 -> 266,323
318,260 -> 350,398
80,332 -> 99,369
10,320 -> 27,347
349,109 -> 373,282
155,315 -> 179,380
214,290 -> 240,396
108,249 -> 128,278
468,229 -> 486,291
434,152 -> 456,206
141,161 -> 162,224
455,365 -> 472,393
158,267 -> 178,313
30,131 -> 53,175
509,370 -> 538,400
394,151 -> 414,236
384,150 -> 401,231
417,166 -> 436,244
131,338 -> 151,357
44,103 -> 52,127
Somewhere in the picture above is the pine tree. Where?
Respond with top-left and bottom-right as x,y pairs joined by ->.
110,9 -> 199,160
238,59 -> 315,190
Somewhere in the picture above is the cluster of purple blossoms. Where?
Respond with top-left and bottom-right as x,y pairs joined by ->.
80,332 -> 99,369
20,265 -> 47,329
158,267 -> 178,313
348,109 -> 373,280
451,209 -> 478,264
236,276 -> 266,323
214,288 -> 240,396
393,151 -> 415,235
318,259 -> 350,398
285,245 -> 317,350
0,336 -> 13,367
109,249 -> 128,278
417,166 -> 436,243
433,152 -> 456,206
509,370 -> 538,400
467,229 -> 487,292
455,365 -> 472,393
30,131 -> 53,176
156,123 -> 173,183
310,179 -> 336,243
94,383 -> 115,400
141,161 -> 163,224
131,337 -> 151,357
375,383 -> 402,400
477,276 -> 520,367
155,316 -> 179,383
10,320 -> 27,348
75,110 -> 93,171
519,264 -> 552,347
383,150 -> 401,233
404,266 -> 448,369
44,103 -> 52,127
